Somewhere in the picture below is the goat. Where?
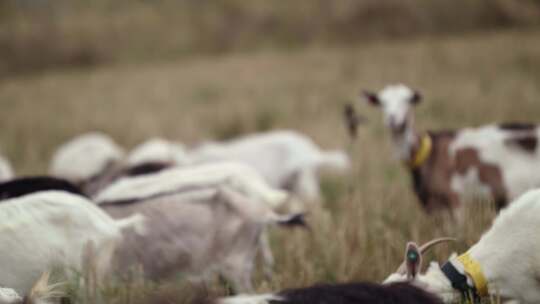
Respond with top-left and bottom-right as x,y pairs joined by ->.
0,153 -> 14,183
363,84 -> 540,217
94,162 -> 304,282
93,162 -> 293,211
0,272 -> 60,304
384,189 -> 540,303
49,132 -> 125,195
102,186 -> 305,293
187,130 -> 350,202
0,191 -> 145,294
0,176 -> 86,201
214,282 -> 443,304
126,137 -> 188,167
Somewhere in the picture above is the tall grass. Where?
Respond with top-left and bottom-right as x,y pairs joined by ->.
1,29 -> 539,303
1,0 -> 540,76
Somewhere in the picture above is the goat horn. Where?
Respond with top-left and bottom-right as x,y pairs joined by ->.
396,237 -> 456,275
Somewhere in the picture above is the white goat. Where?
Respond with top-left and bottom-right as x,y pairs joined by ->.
187,130 -> 350,202
384,189 -> 540,303
49,132 -> 125,193
93,162 -> 302,281
103,186 -> 304,292
0,154 -> 14,183
126,137 -> 188,167
0,191 -> 145,294
94,161 -> 292,210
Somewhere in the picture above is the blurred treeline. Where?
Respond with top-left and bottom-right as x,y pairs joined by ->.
1,0 -> 539,77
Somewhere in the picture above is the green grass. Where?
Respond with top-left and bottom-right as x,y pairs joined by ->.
1,29 -> 539,303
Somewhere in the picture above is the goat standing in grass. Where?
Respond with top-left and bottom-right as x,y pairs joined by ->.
0,191 -> 145,294
101,186 -> 305,293
187,130 -> 350,203
49,132 -> 125,196
385,189 -> 540,303
363,84 -> 540,218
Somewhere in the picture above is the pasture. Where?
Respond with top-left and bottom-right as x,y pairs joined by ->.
1,28 -> 540,303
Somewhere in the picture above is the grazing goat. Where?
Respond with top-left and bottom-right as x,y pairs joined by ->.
385,189 -> 540,303
187,130 -> 350,202
0,272 -> 60,304
215,282 -> 443,304
0,153 -> 14,182
126,137 -> 188,167
49,132 -> 125,195
94,162 -> 292,210
363,84 -> 540,216
0,191 -> 145,294
94,162 -> 303,282
0,176 -> 86,201
102,186 -> 305,293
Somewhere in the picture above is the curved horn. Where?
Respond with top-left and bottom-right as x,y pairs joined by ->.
396,237 -> 456,275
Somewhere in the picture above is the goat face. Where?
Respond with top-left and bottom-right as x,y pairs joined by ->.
383,238 -> 458,303
363,84 -> 421,137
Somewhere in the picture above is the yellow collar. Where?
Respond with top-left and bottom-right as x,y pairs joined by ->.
457,252 -> 488,297
409,134 -> 432,169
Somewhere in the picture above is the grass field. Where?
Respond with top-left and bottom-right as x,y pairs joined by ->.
1,28 -> 540,303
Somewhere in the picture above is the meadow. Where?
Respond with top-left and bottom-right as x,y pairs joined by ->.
1,28 -> 540,303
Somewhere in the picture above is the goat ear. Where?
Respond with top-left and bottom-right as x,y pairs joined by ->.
362,91 -> 380,106
411,90 -> 422,105
405,242 -> 422,279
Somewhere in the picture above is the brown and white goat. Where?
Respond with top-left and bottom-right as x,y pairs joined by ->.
363,84 -> 540,216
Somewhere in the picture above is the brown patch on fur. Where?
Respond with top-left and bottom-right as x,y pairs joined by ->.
505,136 -> 538,153
454,148 -> 507,209
409,130 -> 510,213
499,122 -> 536,131
409,131 -> 460,212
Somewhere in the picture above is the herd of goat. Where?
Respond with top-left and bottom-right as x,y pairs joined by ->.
1,84 -> 540,304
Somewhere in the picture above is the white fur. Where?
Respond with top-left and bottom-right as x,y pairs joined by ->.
0,191 -> 143,294
0,154 -> 14,182
0,287 -> 22,304
367,84 -> 418,160
126,138 -> 188,166
450,167 -> 493,203
94,162 -> 290,210
49,132 -> 125,182
218,294 -> 281,304
385,189 -> 540,303
94,164 -> 299,287
188,130 -> 350,202
449,125 -> 540,200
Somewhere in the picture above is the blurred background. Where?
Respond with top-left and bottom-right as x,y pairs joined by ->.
1,1 -> 540,302
1,0 -> 540,76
